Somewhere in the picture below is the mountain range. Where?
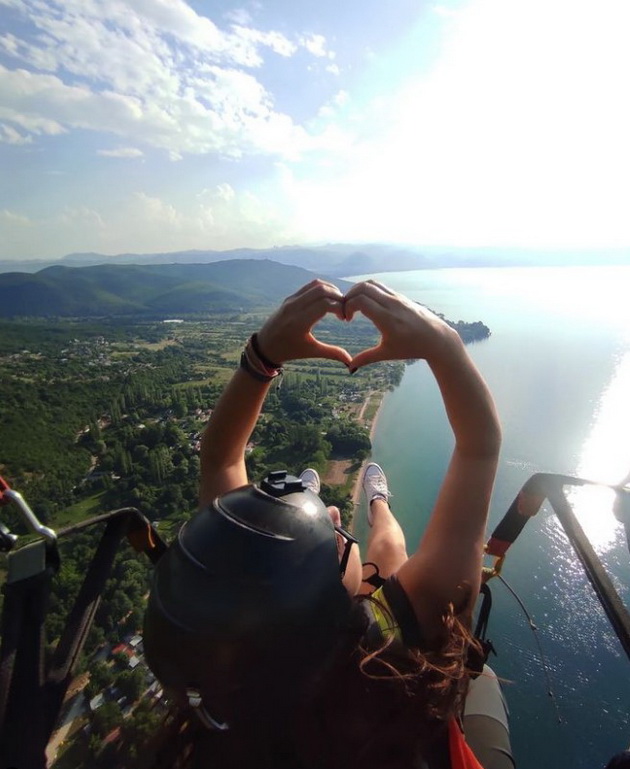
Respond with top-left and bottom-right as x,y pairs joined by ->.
1,243 -> 628,318
0,259 -> 354,318
2,243 -> 629,277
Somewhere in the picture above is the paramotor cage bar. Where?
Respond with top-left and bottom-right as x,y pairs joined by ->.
483,472 -> 630,662
0,474 -> 168,769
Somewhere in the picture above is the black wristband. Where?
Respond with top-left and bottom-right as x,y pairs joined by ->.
240,351 -> 275,382
251,333 -> 282,370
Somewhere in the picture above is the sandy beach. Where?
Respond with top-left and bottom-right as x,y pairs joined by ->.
349,390 -> 386,513
321,387 -> 387,531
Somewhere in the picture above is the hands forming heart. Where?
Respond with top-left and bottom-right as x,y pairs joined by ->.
256,279 -> 458,372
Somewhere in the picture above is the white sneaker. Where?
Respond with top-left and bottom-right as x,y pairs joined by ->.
362,463 -> 391,526
299,468 -> 321,495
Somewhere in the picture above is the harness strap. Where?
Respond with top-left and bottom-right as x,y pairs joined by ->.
361,561 -> 387,589
474,583 -> 492,640
469,583 -> 496,678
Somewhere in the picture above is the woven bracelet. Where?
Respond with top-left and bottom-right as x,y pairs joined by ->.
240,351 -> 276,382
250,333 -> 282,370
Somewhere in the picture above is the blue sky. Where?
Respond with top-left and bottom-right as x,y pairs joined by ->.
1,0 -> 629,260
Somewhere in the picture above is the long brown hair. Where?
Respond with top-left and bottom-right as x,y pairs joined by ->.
292,594 -> 479,769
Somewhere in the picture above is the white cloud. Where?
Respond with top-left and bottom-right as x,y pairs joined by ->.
0,123 -> 32,144
97,147 -> 144,158
0,0 -> 329,160
0,209 -> 32,226
0,60 -> 315,159
231,26 -> 297,59
224,9 -> 254,26
0,65 -> 143,136
58,206 -> 106,230
216,183 -> 235,202
317,90 -> 349,119
300,34 -> 330,58
0,188 -> 299,259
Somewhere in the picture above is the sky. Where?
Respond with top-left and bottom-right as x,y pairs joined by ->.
1,0 -> 629,261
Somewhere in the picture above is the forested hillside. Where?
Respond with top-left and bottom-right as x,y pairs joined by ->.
0,259 -> 352,318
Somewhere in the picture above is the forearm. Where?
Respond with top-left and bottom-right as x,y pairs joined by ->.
198,367 -> 272,506
428,330 -> 501,459
197,281 -> 349,506
398,335 -> 500,629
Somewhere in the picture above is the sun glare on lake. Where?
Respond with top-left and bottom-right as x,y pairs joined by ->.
571,350 -> 630,552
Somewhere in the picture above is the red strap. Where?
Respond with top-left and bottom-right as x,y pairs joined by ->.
485,536 -> 511,558
0,476 -> 12,506
448,719 -> 484,769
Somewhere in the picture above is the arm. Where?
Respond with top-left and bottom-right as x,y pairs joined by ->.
199,280 -> 351,507
344,281 -> 501,641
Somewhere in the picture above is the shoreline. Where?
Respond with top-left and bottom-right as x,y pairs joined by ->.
349,390 -> 386,523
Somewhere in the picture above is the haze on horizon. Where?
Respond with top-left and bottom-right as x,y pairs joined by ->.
1,0 -> 629,262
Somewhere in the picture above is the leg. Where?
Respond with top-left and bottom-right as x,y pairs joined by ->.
359,464 -> 408,595
463,666 -> 515,769
299,468 -> 363,596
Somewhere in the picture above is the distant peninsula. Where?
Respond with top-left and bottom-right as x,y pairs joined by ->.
443,316 -> 490,343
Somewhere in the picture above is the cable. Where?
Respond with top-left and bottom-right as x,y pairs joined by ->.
498,574 -> 564,726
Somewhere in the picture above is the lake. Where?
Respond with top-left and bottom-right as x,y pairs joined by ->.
348,266 -> 630,769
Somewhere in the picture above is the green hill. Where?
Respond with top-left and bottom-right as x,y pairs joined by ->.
0,260 -> 349,318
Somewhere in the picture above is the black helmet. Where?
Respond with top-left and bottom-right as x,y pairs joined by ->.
143,470 -> 353,730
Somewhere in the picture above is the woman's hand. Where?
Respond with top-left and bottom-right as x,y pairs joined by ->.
256,280 -> 352,367
343,280 -> 461,370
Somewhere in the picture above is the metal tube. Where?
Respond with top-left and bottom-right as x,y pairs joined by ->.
545,479 -> 630,661
3,489 -> 57,545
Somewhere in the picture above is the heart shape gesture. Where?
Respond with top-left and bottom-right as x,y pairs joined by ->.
256,279 -> 456,372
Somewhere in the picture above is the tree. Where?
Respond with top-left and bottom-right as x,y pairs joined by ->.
112,651 -> 130,671
84,661 -> 114,700
326,421 -> 371,456
121,699 -> 163,762
92,701 -> 123,737
117,668 -> 147,702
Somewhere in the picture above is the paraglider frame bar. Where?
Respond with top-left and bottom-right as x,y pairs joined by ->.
486,473 -> 630,661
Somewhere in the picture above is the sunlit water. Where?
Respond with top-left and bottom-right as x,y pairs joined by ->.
348,266 -> 630,769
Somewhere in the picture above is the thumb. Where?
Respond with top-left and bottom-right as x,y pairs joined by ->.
309,339 -> 352,367
349,345 -> 386,371
327,506 -> 341,526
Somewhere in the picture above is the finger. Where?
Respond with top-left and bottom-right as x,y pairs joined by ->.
295,290 -> 346,326
326,297 -> 346,322
344,293 -> 391,324
363,279 -> 398,296
306,337 -> 353,366
348,344 -> 387,370
327,506 -> 341,526
290,279 -> 343,302
343,284 -> 397,320
344,280 -> 397,303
